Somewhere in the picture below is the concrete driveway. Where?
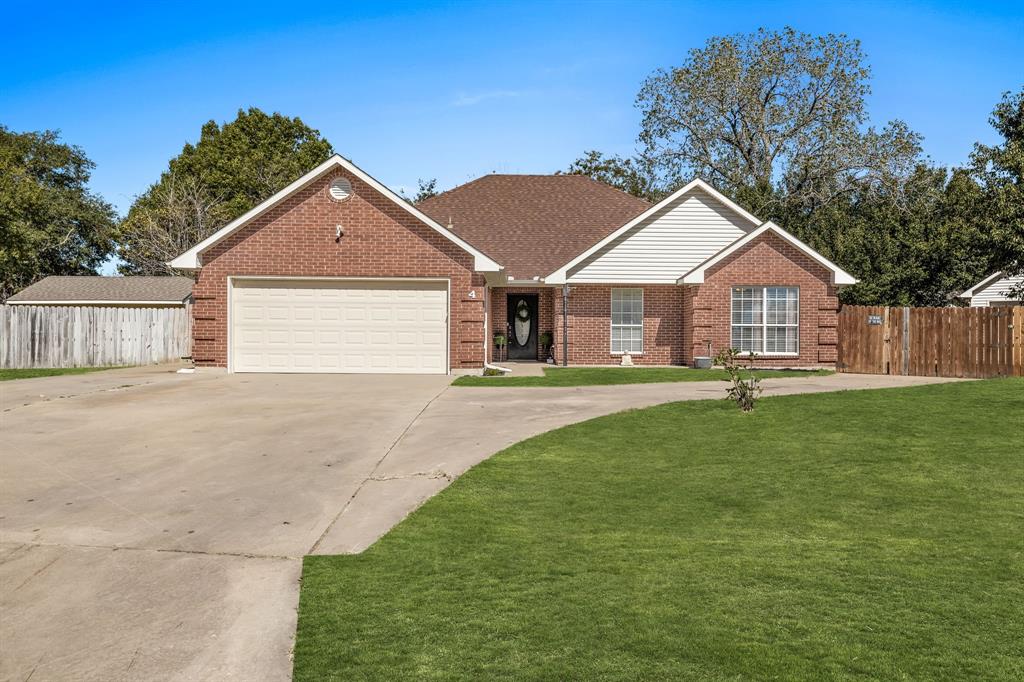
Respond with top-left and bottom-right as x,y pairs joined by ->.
0,366 -> 961,681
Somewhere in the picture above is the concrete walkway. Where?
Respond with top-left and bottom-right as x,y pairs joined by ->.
311,372 -> 965,553
0,369 -> 962,680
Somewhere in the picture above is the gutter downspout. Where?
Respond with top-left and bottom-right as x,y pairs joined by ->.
562,283 -> 569,367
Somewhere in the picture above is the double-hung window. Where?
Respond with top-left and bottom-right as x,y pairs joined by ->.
611,288 -> 643,354
731,287 -> 799,355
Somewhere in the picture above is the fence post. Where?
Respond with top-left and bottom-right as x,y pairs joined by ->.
901,306 -> 910,376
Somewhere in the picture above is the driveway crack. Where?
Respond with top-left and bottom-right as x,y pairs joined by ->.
368,470 -> 452,482
5,540 -> 296,562
1,380 -> 156,413
10,555 -> 61,592
308,381 -> 451,554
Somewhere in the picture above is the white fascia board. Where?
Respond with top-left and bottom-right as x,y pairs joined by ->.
677,221 -> 858,286
958,271 -> 1004,299
167,154 -> 502,273
544,178 -> 762,283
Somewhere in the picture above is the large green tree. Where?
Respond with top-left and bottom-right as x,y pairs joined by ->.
559,151 -> 669,203
635,27 -> 922,216
823,89 -> 1024,305
117,108 -> 333,275
803,165 -> 990,306
565,30 -> 1020,306
0,126 -> 116,300
969,88 -> 1024,287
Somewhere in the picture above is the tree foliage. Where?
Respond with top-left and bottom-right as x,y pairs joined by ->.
818,89 -> 1024,305
117,108 -> 333,275
566,26 -> 1022,307
407,178 -> 439,203
0,126 -> 116,300
560,151 -> 669,202
636,27 -> 922,215
970,88 -> 1024,283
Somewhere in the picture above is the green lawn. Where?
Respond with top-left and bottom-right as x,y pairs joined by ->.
294,379 -> 1024,680
453,365 -> 833,387
0,366 -> 122,381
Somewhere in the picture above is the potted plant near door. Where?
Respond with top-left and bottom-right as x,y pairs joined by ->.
493,333 -> 507,362
539,331 -> 553,361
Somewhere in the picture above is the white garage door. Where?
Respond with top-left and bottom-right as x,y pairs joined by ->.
230,279 -> 448,374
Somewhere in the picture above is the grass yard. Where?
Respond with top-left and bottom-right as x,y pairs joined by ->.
452,365 -> 833,387
0,366 -> 122,381
294,379 -> 1024,680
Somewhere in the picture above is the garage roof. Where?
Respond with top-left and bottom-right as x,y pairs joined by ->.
7,276 -> 194,304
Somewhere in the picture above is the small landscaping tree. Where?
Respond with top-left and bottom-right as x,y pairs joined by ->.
715,348 -> 763,412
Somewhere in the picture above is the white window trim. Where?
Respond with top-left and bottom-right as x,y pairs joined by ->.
731,286 -> 800,357
610,287 -> 644,355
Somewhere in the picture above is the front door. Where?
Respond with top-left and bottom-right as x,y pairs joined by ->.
506,294 -> 538,360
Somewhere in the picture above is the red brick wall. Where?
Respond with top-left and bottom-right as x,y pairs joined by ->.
554,285 -> 685,365
686,231 -> 838,367
488,287 -> 555,362
191,167 -> 486,370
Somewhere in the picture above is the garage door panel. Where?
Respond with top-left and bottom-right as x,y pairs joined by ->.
318,330 -> 340,344
231,279 -> 448,374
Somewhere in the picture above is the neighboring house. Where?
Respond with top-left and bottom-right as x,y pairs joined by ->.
959,272 -> 1024,307
6,276 -> 193,307
169,154 -> 856,375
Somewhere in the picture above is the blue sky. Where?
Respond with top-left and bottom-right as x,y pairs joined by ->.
2,0 -> 1022,219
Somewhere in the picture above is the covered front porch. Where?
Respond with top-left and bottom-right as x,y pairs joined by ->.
488,286 -> 558,364
486,284 -> 688,367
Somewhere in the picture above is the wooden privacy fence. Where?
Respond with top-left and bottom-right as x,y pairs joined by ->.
0,305 -> 192,369
837,304 -> 1023,378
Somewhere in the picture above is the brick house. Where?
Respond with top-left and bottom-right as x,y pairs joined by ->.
170,154 -> 856,374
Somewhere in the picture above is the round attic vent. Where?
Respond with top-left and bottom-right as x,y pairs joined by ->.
328,177 -> 353,202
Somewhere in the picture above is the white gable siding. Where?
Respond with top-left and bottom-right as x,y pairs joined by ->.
567,189 -> 754,283
969,273 -> 1024,306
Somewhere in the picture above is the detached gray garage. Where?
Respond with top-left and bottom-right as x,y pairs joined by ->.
229,278 -> 449,374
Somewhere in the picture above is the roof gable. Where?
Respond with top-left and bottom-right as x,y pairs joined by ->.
959,271 -> 1024,302
417,174 -> 650,280
545,179 -> 760,284
169,155 -> 501,272
562,186 -> 756,284
678,222 -> 857,286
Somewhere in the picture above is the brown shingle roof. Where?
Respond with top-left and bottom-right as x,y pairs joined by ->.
7,276 -> 193,304
417,174 -> 650,279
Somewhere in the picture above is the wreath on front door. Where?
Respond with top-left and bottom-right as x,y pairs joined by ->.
514,300 -> 531,346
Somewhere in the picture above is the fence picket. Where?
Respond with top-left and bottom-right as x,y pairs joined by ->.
0,305 -> 191,369
837,304 -> 1023,378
